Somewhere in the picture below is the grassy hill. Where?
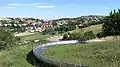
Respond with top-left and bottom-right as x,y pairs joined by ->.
44,40 -> 120,67
0,32 -> 52,67
68,24 -> 102,35
0,24 -> 109,67
0,44 -> 33,67
43,24 -> 120,67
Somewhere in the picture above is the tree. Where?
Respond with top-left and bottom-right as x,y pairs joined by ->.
52,21 -> 57,26
0,29 -> 18,50
102,9 -> 120,36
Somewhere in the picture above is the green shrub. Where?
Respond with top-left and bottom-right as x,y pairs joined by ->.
96,32 -> 105,38
0,29 -> 18,50
42,28 -> 54,34
69,32 -> 85,40
51,32 -> 56,35
42,32 -> 46,35
58,31 -> 64,34
84,31 -> 96,40
63,34 -> 68,40
64,31 -> 96,40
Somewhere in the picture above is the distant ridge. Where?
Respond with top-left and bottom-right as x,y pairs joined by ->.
0,17 -> 11,20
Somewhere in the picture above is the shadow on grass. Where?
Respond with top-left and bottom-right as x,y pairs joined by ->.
26,50 -> 57,67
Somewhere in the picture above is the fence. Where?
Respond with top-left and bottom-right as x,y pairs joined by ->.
33,40 -> 104,67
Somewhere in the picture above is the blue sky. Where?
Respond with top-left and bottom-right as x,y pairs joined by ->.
0,0 -> 120,19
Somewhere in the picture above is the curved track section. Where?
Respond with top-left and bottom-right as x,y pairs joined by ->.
33,40 -> 104,67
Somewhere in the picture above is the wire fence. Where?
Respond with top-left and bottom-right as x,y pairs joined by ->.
33,40 -> 93,67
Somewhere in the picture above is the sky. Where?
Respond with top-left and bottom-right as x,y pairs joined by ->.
0,0 -> 120,20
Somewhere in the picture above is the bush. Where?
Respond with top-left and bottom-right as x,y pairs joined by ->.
84,31 -> 96,40
42,32 -> 46,35
96,32 -> 105,38
69,32 -> 85,40
0,29 -> 18,50
63,31 -> 96,40
51,32 -> 56,35
58,31 -> 64,34
63,34 -> 68,40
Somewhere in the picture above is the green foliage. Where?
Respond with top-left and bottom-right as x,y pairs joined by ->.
83,22 -> 90,27
42,28 -> 56,35
63,34 -> 69,40
52,22 -> 57,26
84,31 -> 96,40
43,21 -> 78,35
55,22 -> 76,32
0,44 -> 33,67
63,30 -> 96,40
54,25 -> 69,32
51,32 -> 56,35
0,33 -> 50,67
102,9 -> 120,36
0,29 -> 18,50
96,31 -> 105,38
69,32 -> 85,40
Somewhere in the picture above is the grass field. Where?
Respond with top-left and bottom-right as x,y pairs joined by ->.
20,32 -> 53,41
66,24 -> 102,35
44,40 -> 120,67
0,44 -> 33,67
0,32 -> 52,67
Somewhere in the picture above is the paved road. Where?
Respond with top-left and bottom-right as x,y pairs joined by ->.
33,40 -> 105,67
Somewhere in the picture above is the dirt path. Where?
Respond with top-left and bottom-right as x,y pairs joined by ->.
46,36 -> 63,42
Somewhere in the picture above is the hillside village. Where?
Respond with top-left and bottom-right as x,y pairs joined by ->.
0,15 -> 104,33
0,0 -> 120,67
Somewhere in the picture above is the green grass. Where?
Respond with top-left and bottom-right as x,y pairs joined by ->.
0,44 -> 33,67
0,39 -> 51,67
20,32 -> 53,42
65,24 -> 102,35
0,33 -> 51,67
44,40 -> 120,67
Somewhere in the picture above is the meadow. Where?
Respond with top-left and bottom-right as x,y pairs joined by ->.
44,40 -> 120,67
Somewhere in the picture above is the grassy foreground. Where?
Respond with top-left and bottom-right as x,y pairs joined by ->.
44,40 -> 120,67
0,44 -> 33,67
0,32 -> 51,67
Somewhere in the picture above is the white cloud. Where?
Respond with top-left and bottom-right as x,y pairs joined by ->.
100,7 -> 110,10
36,5 -> 54,8
7,3 -> 21,6
7,3 -> 41,6
7,3 -> 54,8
